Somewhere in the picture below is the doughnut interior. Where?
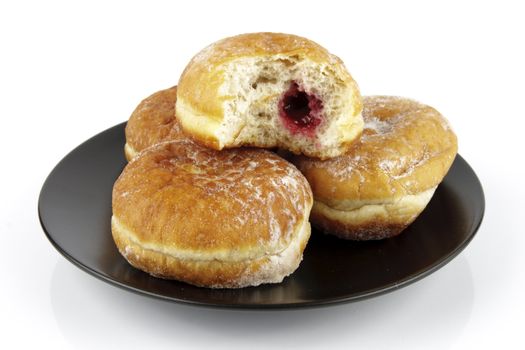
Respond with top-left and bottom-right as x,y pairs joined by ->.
176,32 -> 363,159
112,140 -> 313,288
291,96 -> 458,240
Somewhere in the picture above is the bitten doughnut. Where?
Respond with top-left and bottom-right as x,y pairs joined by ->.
290,96 -> 458,240
111,140 -> 313,288
176,32 -> 363,159
124,86 -> 189,160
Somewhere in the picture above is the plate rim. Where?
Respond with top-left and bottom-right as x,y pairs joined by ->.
38,122 -> 485,310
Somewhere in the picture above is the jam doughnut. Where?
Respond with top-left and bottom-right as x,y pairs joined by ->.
124,86 -> 189,160
176,32 -> 363,159
290,96 -> 458,240
112,140 -> 313,288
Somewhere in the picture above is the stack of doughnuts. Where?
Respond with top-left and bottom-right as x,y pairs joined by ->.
113,32 -> 457,288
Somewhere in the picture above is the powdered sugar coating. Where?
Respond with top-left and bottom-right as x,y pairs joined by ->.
113,140 -> 313,261
187,33 -> 335,70
125,86 -> 189,160
364,116 -> 392,134
291,96 -> 458,202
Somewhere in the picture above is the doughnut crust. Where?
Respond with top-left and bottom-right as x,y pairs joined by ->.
290,96 -> 458,240
176,32 -> 363,159
112,140 -> 313,288
124,86 -> 188,160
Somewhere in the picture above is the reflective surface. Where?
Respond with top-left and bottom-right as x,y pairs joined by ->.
38,123 -> 484,309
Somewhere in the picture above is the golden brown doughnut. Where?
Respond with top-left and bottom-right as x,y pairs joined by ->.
176,32 -> 363,159
124,86 -> 189,160
112,140 -> 313,288
290,96 -> 458,240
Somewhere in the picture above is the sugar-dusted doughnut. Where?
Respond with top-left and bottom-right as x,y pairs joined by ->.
112,140 -> 313,288
176,32 -> 363,159
124,86 -> 189,160
290,96 -> 458,240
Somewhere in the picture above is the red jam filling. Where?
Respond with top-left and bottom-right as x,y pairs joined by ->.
278,82 -> 323,137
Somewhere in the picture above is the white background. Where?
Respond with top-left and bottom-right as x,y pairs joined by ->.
1,1 -> 523,349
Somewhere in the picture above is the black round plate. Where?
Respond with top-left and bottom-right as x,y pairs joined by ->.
39,123 -> 484,309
